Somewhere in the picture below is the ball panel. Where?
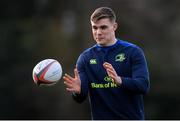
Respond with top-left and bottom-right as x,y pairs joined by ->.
32,59 -> 62,86
38,60 -> 56,81
44,61 -> 62,81
33,73 -> 38,82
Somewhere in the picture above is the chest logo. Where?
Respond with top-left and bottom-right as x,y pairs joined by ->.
115,53 -> 126,62
90,59 -> 97,64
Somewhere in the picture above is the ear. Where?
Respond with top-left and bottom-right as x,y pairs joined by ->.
113,22 -> 118,31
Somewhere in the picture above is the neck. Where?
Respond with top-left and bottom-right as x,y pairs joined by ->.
98,38 -> 117,47
102,38 -> 117,47
109,38 -> 117,46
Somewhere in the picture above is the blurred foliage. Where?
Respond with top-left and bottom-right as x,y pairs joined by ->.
0,0 -> 180,119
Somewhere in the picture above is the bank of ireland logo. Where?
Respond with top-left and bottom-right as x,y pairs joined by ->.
115,53 -> 126,62
90,59 -> 97,64
104,76 -> 113,82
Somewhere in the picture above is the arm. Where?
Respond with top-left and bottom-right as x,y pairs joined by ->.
121,47 -> 150,94
103,47 -> 150,94
63,68 -> 81,94
72,68 -> 89,103
63,54 -> 89,103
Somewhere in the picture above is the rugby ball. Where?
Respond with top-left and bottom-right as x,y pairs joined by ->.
32,59 -> 62,86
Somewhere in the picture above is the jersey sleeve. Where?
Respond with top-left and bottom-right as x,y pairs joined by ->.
121,46 -> 150,94
72,53 -> 89,103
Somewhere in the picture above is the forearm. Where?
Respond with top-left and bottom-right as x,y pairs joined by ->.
121,76 -> 150,94
72,92 -> 87,103
72,82 -> 88,103
72,72 -> 89,103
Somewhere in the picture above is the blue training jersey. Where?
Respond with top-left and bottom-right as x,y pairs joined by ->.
73,39 -> 150,120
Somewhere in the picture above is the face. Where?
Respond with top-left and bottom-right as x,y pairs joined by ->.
91,18 -> 117,46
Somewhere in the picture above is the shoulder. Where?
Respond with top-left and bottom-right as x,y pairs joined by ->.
118,39 -> 138,48
117,39 -> 143,52
77,44 -> 96,62
116,39 -> 146,60
80,45 -> 97,57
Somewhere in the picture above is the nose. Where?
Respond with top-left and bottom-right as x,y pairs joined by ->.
97,28 -> 102,35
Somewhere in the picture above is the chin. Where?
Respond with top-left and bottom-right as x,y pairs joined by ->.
96,38 -> 105,43
97,42 -> 106,46
96,40 -> 103,44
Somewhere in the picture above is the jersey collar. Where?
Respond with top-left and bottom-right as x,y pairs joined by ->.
95,39 -> 120,52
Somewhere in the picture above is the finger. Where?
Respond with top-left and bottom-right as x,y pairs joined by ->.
106,68 -> 116,77
103,62 -> 108,68
103,62 -> 112,66
104,63 -> 116,75
63,76 -> 73,83
106,66 -> 115,73
63,78 -> 73,88
64,81 -> 73,88
103,62 -> 113,69
106,69 -> 117,81
63,78 -> 73,85
103,62 -> 110,65
74,68 -> 79,78
66,88 -> 75,93
105,64 -> 116,75
64,73 -> 74,80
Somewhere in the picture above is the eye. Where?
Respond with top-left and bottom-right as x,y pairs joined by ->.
100,25 -> 108,30
92,26 -> 97,30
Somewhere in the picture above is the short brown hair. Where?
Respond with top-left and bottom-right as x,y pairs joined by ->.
90,7 -> 116,22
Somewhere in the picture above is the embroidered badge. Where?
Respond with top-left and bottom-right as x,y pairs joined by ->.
115,53 -> 126,62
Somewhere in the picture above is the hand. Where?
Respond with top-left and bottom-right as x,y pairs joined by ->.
103,62 -> 122,86
63,68 -> 81,94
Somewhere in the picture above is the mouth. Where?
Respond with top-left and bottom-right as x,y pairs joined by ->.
96,37 -> 104,40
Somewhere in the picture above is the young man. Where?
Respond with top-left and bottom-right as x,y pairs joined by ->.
63,7 -> 150,120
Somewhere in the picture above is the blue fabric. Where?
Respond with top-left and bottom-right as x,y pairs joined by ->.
73,39 -> 150,120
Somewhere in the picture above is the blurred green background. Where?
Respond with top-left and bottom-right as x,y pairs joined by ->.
0,0 -> 180,119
